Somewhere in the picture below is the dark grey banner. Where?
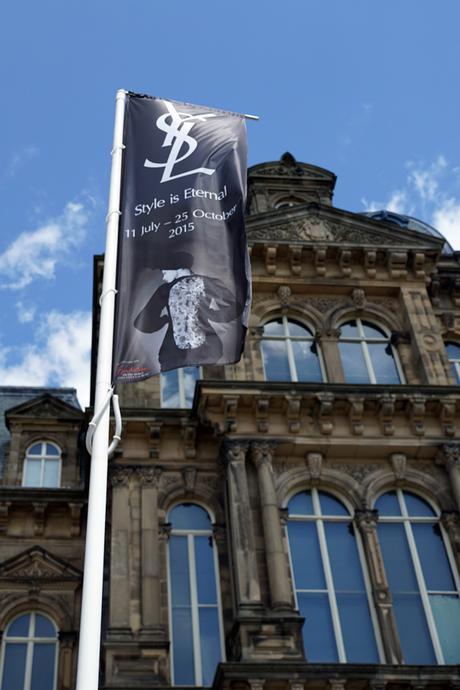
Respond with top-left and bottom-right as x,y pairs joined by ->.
113,94 -> 250,383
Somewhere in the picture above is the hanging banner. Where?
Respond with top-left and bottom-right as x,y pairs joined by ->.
113,94 -> 251,382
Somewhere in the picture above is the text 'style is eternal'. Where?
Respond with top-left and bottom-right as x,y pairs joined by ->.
113,94 -> 251,383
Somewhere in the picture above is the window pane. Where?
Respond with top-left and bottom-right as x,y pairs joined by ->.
45,444 -> 59,456
262,340 -> 291,381
199,608 -> 221,686
161,370 -> 180,408
195,536 -> 217,605
169,536 -> 191,606
28,443 -> 43,455
403,492 -> 436,517
451,363 -> 460,384
319,492 -> 349,517
446,342 -> 460,359
292,341 -> 323,382
430,595 -> 460,663
35,615 -> 55,638
172,607 -> 195,684
263,319 -> 284,336
8,614 -> 30,637
297,592 -> 338,661
362,321 -> 387,338
413,524 -> 455,591
340,321 -> 359,338
336,593 -> 379,662
287,321 -> 312,337
288,491 -> 313,516
367,343 -> 400,384
183,367 -> 199,407
170,504 -> 211,530
393,593 -> 436,663
375,491 -> 401,516
339,342 -> 370,383
31,644 -> 56,690
325,523 -> 365,590
43,459 -> 60,487
24,459 -> 42,487
1,643 -> 27,690
378,524 -> 419,591
288,522 -> 325,589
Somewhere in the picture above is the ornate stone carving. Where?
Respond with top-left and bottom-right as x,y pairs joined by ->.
339,249 -> 352,277
255,397 -> 270,433
181,466 -> 197,494
331,463 -> 378,483
285,395 -> 301,433
222,440 -> 248,466
355,509 -> 378,532
288,245 -> 302,275
158,522 -> 172,541
306,452 -> 323,483
390,453 -> 407,481
379,395 -> 395,436
438,443 -> 460,470
316,393 -> 334,435
138,466 -> 162,488
409,396 -> 426,436
33,503 -> 46,537
264,245 -> 277,274
314,246 -> 327,276
441,511 -> 460,550
182,422 -> 197,459
110,466 -> 132,486
351,288 -> 366,310
277,285 -> 291,306
251,441 -> 275,468
223,396 -> 239,433
147,422 -> 162,460
348,396 -> 364,435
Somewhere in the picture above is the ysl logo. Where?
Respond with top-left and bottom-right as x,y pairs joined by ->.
144,100 -> 217,183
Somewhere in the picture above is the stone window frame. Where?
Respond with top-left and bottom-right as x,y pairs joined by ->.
0,610 -> 59,690
22,440 -> 62,489
337,316 -> 405,384
165,501 -> 226,687
373,487 -> 460,664
260,314 -> 327,383
283,485 -> 384,663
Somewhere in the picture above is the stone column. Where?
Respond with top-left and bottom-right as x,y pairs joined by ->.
251,442 -> 292,610
316,329 -> 345,383
400,287 -> 451,385
439,444 -> 460,512
223,441 -> 262,610
109,466 -> 132,633
138,466 -> 163,636
355,509 -> 402,664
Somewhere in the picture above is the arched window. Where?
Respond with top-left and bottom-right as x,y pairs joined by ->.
168,504 -> 224,686
261,317 -> 324,382
22,442 -> 61,488
0,612 -> 58,690
286,489 -> 380,662
376,489 -> 460,664
338,318 -> 402,384
275,195 -> 306,209
161,367 -> 201,408
446,342 -> 460,383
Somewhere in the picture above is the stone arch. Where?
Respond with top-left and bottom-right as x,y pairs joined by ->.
327,301 -> 403,335
362,467 -> 455,513
252,299 -> 326,335
159,480 -> 225,525
0,593 -> 72,633
276,465 -> 363,512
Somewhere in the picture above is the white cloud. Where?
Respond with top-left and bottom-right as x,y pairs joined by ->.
2,146 -> 38,180
16,301 -> 36,323
0,200 -> 90,290
361,155 -> 460,249
0,310 -> 92,407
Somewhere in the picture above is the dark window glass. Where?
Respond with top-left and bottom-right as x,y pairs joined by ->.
340,321 -> 359,337
362,321 -> 387,338
288,491 -> 313,516
263,319 -> 284,336
378,523 -> 419,591
297,592 -> 338,661
413,524 -> 455,591
172,608 -> 195,684
404,492 -> 436,517
375,491 -> 401,516
170,504 -> 211,530
45,443 -> 59,456
1,644 -> 27,690
368,343 -> 400,383
326,523 -> 365,590
339,342 -> 370,383
288,522 -> 325,589
8,614 -> 30,637
31,644 -> 56,690
319,492 -> 349,516
261,340 -> 291,381
393,593 -> 436,663
35,615 -> 55,638
337,593 -> 379,662
195,536 -> 217,605
292,341 -> 323,382
199,609 -> 221,686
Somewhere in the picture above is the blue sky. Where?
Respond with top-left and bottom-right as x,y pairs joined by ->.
1,0 -> 460,406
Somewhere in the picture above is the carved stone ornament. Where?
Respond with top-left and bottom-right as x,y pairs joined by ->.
251,441 -> 275,468
248,218 -> 334,243
138,466 -> 162,488
277,285 -> 291,306
222,440 -> 248,466
390,453 -> 407,481
351,288 -> 366,310
355,509 -> 378,532
110,466 -> 132,487
439,443 -> 460,470
182,466 -> 197,494
306,452 -> 323,481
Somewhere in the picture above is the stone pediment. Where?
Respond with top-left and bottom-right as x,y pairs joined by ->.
249,156 -> 336,182
0,546 -> 82,582
5,394 -> 83,426
246,208 -> 444,250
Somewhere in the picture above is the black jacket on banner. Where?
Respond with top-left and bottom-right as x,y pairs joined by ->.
113,94 -> 250,383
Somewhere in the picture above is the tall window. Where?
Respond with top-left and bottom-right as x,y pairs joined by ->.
286,489 -> 380,662
168,504 -> 224,686
161,367 -> 201,408
338,319 -> 402,384
22,442 -> 61,488
376,489 -> 460,664
446,342 -> 460,383
261,317 -> 324,382
0,612 -> 58,690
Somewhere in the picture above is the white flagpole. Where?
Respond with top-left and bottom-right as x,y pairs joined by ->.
76,88 -> 127,690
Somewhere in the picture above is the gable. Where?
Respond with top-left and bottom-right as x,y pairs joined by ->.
246,204 -> 445,251
5,393 -> 83,428
0,546 -> 82,582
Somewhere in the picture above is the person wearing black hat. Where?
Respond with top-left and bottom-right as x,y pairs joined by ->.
133,250 -> 243,371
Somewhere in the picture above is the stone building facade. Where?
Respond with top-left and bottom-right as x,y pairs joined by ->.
1,154 -> 460,689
